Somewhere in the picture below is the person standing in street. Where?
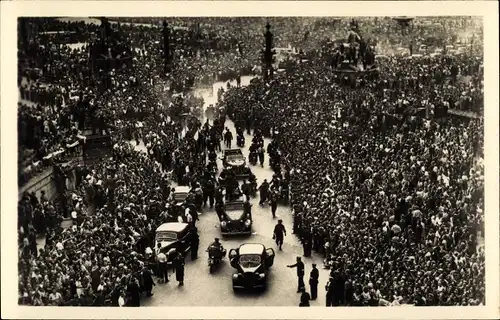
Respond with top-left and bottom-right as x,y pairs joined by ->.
302,228 -> 313,257
273,219 -> 287,251
190,227 -> 200,260
174,252 -> 185,286
257,144 -> 265,167
142,266 -> 156,297
325,276 -> 334,306
224,128 -> 233,148
270,189 -> 278,218
309,263 -> 319,300
258,179 -> 269,205
126,277 -> 141,307
156,244 -> 169,283
287,256 -> 305,293
203,178 -> 215,209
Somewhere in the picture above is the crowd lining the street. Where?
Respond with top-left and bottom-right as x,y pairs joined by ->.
17,17 -> 484,306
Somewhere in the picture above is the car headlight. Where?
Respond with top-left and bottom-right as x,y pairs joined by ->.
258,273 -> 265,279
221,221 -> 227,227
233,274 -> 240,279
244,219 -> 251,227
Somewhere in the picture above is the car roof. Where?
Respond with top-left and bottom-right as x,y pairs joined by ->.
156,222 -> 189,233
174,186 -> 191,193
239,243 -> 265,255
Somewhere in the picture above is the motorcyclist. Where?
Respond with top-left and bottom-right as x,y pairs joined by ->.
237,132 -> 245,147
236,125 -> 244,137
207,238 -> 226,259
208,237 -> 223,250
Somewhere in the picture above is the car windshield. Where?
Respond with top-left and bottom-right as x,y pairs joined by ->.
174,193 -> 188,202
156,231 -> 177,241
225,201 -> 244,211
239,254 -> 261,268
227,155 -> 242,161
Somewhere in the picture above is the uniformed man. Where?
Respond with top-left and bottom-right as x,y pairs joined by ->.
257,145 -> 265,167
173,252 -> 185,286
224,128 -> 233,148
269,189 -> 278,218
126,277 -> 141,307
302,228 -> 313,257
273,219 -> 287,251
309,263 -> 319,300
325,276 -> 334,306
287,256 -> 305,293
142,266 -> 156,297
190,227 -> 200,260
203,178 -> 215,208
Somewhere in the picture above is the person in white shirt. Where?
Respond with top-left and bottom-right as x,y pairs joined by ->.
156,243 -> 169,283
177,214 -> 184,223
48,288 -> 62,306
118,290 -> 126,307
185,209 -> 193,225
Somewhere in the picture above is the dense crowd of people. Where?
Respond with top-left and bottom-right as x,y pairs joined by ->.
18,17 -> 484,306
223,47 -> 484,306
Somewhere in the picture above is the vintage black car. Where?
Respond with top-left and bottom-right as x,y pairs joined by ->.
218,199 -> 252,236
154,222 -> 192,264
229,243 -> 275,292
221,149 -> 251,178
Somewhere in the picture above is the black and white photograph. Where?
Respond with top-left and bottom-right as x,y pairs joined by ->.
1,1 -> 499,319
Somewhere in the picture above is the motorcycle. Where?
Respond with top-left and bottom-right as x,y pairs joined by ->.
249,151 -> 258,165
207,246 -> 227,273
237,134 -> 245,148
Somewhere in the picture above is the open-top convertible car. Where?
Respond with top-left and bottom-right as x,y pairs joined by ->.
218,198 -> 252,236
221,149 -> 251,178
229,243 -> 275,292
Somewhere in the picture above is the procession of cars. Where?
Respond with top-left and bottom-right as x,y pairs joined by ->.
151,143 -> 275,292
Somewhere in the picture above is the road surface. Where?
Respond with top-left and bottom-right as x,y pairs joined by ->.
135,77 -> 332,306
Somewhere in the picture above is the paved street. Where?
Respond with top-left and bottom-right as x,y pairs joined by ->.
137,78 -> 331,306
